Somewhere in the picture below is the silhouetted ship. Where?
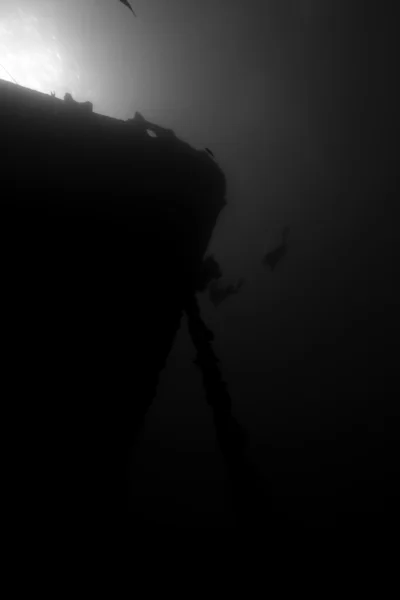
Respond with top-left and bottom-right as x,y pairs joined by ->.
1,79 -> 300,551
0,79 -> 234,537
209,277 -> 245,307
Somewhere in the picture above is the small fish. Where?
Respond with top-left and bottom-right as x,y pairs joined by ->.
262,226 -> 290,271
205,147 -> 215,158
118,0 -> 137,16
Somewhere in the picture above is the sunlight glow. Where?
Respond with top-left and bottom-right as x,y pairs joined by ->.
0,7 -> 81,98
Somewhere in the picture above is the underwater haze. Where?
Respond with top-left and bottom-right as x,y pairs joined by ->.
1,0 -> 397,529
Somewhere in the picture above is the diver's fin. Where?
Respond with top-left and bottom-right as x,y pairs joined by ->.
118,0 -> 137,17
